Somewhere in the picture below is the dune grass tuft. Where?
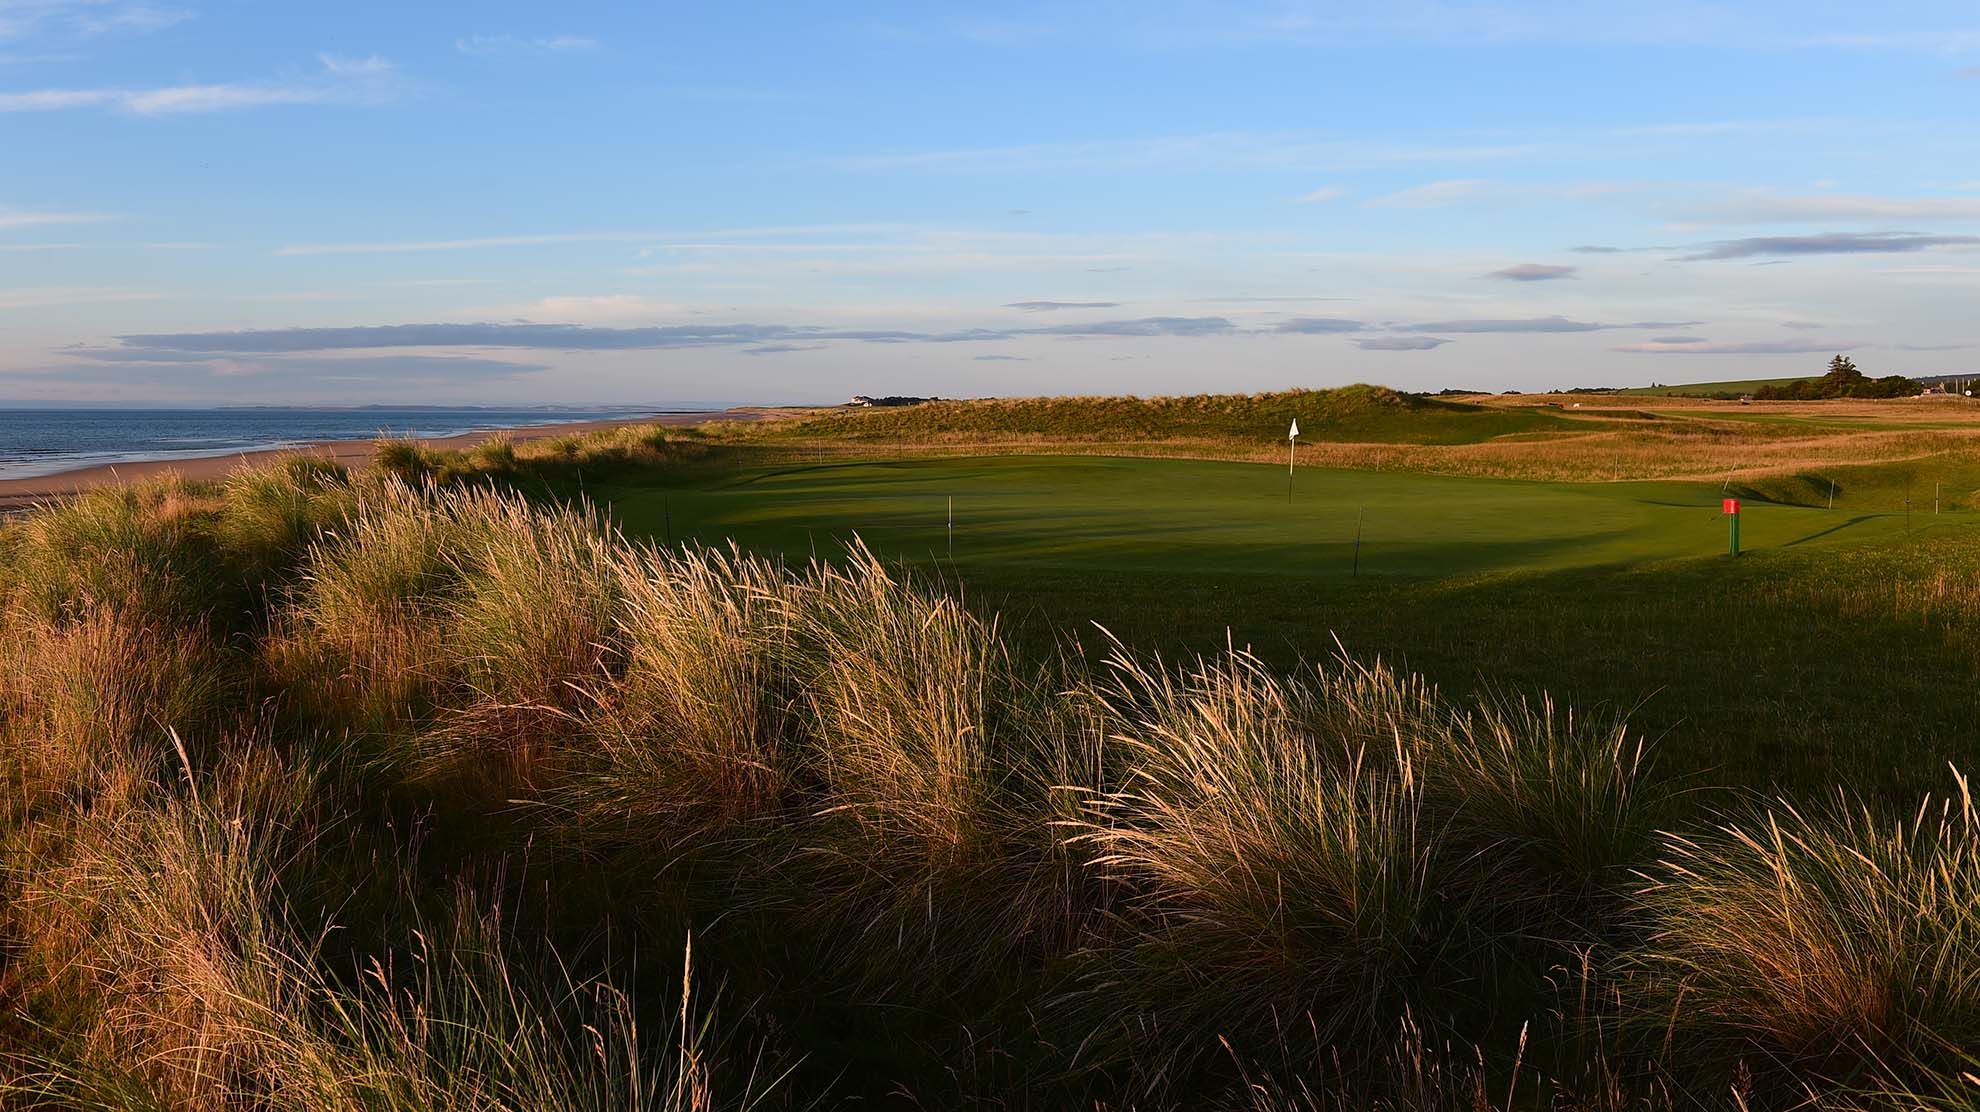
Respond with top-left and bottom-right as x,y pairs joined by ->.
555,544 -> 797,851
0,478 -> 230,628
1639,768 -> 1980,1087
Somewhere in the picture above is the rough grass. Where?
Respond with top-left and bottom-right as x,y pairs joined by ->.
3,465 -> 1977,1107
765,385 -> 1583,447
0,754 -> 749,1112
553,545 -> 796,851
0,613 -> 233,818
0,477 -> 232,628
1639,772 -> 1980,1084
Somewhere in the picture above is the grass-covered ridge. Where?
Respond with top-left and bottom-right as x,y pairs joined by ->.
355,385 -> 1980,487
1618,376 -> 1812,398
772,384 -> 1584,446
3,459 -> 1979,1108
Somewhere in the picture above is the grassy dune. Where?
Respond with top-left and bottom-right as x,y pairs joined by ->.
3,456 -> 1979,1108
355,385 -> 1980,488
1618,376 -> 1810,397
773,384 -> 1581,445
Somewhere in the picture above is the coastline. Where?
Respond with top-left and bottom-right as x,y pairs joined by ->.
0,407 -> 773,511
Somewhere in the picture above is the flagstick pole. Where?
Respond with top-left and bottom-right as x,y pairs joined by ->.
1287,436 -> 1296,503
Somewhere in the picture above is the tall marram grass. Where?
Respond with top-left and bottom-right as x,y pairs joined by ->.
779,547 -> 1104,1003
4,468 -> 1977,1106
0,752 -> 758,1111
0,477 -> 229,627
555,544 -> 797,850
1065,645 -> 1663,1089
0,613 -> 232,817
1639,769 -> 1980,1088
419,490 -> 620,789
1072,646 -> 1440,1076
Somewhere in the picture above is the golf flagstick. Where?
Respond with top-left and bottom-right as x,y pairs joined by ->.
1287,418 -> 1299,503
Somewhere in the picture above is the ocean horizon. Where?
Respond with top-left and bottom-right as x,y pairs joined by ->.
0,405 -> 726,481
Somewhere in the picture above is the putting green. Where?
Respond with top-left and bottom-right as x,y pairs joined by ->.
594,455 -> 1962,579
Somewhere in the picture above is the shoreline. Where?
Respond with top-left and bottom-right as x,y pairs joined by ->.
0,407 -> 773,511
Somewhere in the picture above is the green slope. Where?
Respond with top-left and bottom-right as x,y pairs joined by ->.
1618,376 -> 1810,397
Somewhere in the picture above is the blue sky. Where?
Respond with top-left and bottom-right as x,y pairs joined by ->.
3,1 -> 1979,405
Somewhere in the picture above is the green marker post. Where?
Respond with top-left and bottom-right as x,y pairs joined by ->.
1723,497 -> 1740,557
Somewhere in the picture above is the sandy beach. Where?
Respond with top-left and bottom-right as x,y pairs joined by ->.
0,408 -> 775,512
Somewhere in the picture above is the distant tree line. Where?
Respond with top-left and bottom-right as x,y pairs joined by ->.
1754,356 -> 1919,400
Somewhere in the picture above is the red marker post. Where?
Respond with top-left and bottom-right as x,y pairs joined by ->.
1722,497 -> 1741,557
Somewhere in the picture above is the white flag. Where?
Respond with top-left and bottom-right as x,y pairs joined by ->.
1288,419 -> 1300,439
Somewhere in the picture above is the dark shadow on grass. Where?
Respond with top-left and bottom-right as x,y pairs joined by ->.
1781,513 -> 1885,547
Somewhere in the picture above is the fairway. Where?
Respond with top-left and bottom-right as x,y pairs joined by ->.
595,454 -> 1956,579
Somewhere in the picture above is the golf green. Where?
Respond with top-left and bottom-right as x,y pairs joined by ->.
592,454 -> 1954,579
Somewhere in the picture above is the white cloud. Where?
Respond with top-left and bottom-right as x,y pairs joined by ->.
903,5 -> 1980,52
277,226 -> 1181,284
1613,337 -> 1858,354
1368,178 -> 1491,208
0,204 -> 110,228
0,86 -> 113,109
0,1 -> 190,43
517,294 -> 695,322
123,82 -> 325,114
278,231 -> 660,256
836,134 -> 1537,173
1296,186 -> 1345,203
1798,29 -> 1980,52
0,285 -> 158,309
0,53 -> 400,115
317,52 -> 394,76
1672,189 -> 1980,225
455,33 -> 597,56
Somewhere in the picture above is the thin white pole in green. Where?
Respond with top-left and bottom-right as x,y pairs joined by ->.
1287,418 -> 1300,504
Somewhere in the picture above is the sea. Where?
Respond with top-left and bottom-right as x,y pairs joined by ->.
0,406 -> 710,481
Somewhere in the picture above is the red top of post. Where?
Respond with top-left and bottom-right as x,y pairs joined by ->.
1722,498 -> 1740,514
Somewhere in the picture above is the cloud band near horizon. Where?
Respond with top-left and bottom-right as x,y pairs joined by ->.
102,312 -> 1721,358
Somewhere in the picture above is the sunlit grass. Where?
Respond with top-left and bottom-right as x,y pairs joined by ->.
3,435 -> 1978,1107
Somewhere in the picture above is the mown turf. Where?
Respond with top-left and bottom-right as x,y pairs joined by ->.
599,455 -> 1948,578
